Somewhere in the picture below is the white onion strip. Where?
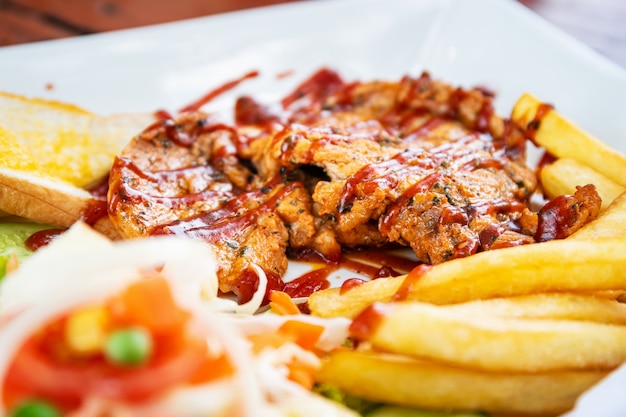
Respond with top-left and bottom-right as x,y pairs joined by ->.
0,222 -> 352,416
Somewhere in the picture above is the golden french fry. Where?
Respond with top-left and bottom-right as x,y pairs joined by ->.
541,158 -> 625,210
511,93 -> 626,188
391,238 -> 626,305
444,293 -> 626,325
310,238 -> 626,317
353,301 -> 626,372
570,191 -> 626,240
317,350 -> 607,416
308,276 -> 403,318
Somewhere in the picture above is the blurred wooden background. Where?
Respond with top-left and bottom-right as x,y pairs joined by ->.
0,0 -> 297,44
1,0 -> 624,68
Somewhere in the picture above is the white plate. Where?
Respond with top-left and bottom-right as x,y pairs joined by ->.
1,0 -> 626,152
1,0 -> 625,302
2,0 -> 626,414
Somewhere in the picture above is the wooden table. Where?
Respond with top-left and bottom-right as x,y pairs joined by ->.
1,0 -> 625,69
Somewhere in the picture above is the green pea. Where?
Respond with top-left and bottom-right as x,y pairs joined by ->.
10,399 -> 61,417
104,327 -> 153,367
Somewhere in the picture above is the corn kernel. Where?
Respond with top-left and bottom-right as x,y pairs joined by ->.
64,306 -> 109,356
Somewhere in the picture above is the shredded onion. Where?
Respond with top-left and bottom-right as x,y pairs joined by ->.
0,222 -> 219,413
0,222 -> 354,417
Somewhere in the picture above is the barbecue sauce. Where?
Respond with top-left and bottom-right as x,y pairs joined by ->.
101,68 -> 543,308
523,102 -> 554,145
179,70 -> 259,114
349,302 -> 393,340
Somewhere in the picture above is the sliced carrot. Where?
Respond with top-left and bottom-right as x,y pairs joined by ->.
188,353 -> 234,385
110,276 -> 189,334
278,320 -> 324,351
286,360 -> 317,390
247,332 -> 288,354
269,291 -> 300,316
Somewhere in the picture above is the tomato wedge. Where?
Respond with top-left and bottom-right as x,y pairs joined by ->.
4,334 -> 208,408
2,277 -> 224,411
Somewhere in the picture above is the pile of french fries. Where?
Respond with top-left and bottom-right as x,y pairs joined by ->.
310,93 -> 626,416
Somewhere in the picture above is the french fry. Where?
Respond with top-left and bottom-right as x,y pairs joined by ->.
444,293 -> 626,325
309,238 -> 626,318
570,191 -> 626,240
353,301 -> 626,372
308,276 -> 403,318
317,350 -> 607,416
385,239 -> 626,305
541,158 -> 625,210
511,93 -> 626,188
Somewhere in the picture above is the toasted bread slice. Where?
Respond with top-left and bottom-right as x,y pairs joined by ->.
0,92 -> 153,236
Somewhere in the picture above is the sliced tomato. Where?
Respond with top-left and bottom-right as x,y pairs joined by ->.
3,276 -> 221,410
4,334 -> 209,409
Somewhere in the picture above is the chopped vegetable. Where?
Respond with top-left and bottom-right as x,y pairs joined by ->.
63,306 -> 109,356
314,383 -> 381,415
111,276 -> 189,334
269,291 -> 301,315
366,406 -> 488,417
9,399 -> 61,417
278,320 -> 325,350
104,327 -> 153,367
0,222 -> 52,279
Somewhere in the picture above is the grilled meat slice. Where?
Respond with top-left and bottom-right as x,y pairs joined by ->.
107,112 -> 314,297
242,69 -> 542,263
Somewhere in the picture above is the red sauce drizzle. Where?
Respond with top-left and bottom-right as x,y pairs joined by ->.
537,151 -> 558,169
524,103 -> 554,144
149,179 -> 299,243
393,264 -> 433,301
276,69 -> 294,79
468,199 -> 527,221
535,195 -> 574,242
340,258 -> 398,278
403,116 -> 448,142
87,175 -> 110,200
283,267 -> 332,298
380,172 -> 442,236
109,181 -> 229,214
340,278 -> 366,294
338,148 -> 433,215
234,96 -> 280,126
154,109 -> 174,120
141,118 -> 238,148
349,302 -> 393,340
284,251 -> 414,297
281,68 -> 345,109
237,268 -> 284,305
475,100 -> 494,133
479,223 -> 506,250
80,199 -> 108,226
25,229 -> 65,251
344,249 -> 420,273
179,70 -> 259,113
112,157 -> 221,184
438,205 -> 469,226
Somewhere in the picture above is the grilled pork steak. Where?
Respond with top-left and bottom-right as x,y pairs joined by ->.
107,69 -> 601,300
